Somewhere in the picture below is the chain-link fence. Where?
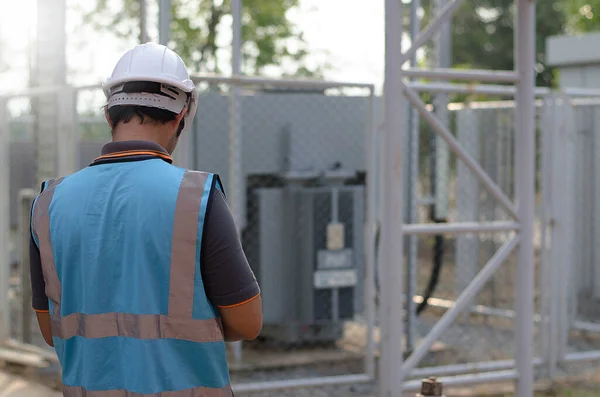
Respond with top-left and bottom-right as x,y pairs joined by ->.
540,92 -> 600,377
0,78 -> 380,395
190,76 -> 377,395
7,79 -> 600,394
1,89 -> 78,351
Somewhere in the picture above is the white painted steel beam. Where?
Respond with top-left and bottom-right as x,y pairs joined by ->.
403,68 -> 519,83
403,221 -> 519,235
381,0 -> 405,395
233,374 -> 373,394
191,75 -> 375,90
402,370 -> 519,392
228,0 -> 244,365
514,1 -> 536,396
364,89 -> 378,378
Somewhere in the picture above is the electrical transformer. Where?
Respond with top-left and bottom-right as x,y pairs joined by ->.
242,171 -> 365,345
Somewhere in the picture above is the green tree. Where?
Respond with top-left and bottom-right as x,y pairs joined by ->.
85,0 -> 324,77
418,0 -> 566,87
561,0 -> 600,32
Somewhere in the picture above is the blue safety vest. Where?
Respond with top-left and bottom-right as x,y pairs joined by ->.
31,158 -> 232,396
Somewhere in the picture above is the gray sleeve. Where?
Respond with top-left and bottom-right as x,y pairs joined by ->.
200,189 -> 260,307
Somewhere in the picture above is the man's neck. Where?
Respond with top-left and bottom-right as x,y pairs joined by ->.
112,122 -> 172,152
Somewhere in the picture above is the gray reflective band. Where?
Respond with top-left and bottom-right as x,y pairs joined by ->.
62,384 -> 233,397
32,171 -> 223,342
32,177 -> 65,316
51,312 -> 224,342
168,171 -> 209,317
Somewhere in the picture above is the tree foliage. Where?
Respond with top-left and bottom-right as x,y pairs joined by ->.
418,0 -> 567,87
561,0 -> 600,32
85,0 -> 323,77
85,0 -> 600,86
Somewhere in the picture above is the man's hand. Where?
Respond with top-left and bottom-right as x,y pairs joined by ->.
218,295 -> 263,342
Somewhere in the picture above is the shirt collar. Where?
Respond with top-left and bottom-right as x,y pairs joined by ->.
93,140 -> 173,165
101,140 -> 169,155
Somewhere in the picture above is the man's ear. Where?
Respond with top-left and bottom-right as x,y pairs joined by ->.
175,106 -> 188,125
104,106 -> 114,128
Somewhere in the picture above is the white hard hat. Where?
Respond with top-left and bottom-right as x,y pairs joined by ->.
103,43 -> 198,135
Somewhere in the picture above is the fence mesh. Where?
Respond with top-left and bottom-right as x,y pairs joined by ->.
6,93 -> 53,350
3,81 -> 379,395
540,94 -> 600,373
402,95 -> 547,374
191,81 -> 375,390
9,82 -> 600,393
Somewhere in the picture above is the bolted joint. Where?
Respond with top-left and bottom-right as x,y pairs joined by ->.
416,377 -> 445,397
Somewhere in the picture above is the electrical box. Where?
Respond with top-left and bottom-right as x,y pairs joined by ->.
242,178 -> 365,345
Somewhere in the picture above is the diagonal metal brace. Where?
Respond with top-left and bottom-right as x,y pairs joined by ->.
400,0 -> 466,65
399,79 -> 519,220
401,235 -> 520,375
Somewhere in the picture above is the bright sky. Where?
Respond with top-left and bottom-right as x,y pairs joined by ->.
0,0 -> 386,94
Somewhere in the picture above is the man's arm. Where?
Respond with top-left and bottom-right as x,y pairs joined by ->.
201,189 -> 262,342
29,201 -> 54,347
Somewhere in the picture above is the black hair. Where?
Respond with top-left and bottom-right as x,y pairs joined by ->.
107,81 -> 189,137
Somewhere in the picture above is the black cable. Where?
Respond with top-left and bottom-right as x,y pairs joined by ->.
416,112 -> 447,316
416,214 -> 445,315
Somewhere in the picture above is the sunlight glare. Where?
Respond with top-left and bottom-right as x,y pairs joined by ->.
0,0 -> 35,50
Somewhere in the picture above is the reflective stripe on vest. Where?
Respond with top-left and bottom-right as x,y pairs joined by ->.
32,171 -> 232,397
61,384 -> 234,397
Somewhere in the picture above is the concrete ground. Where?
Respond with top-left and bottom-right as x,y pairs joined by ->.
0,371 -> 60,397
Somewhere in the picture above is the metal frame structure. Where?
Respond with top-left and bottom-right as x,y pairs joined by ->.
381,0 -> 537,396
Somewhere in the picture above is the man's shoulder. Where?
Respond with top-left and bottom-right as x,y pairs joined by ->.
178,169 -> 224,194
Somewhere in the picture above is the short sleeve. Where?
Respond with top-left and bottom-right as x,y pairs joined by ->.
29,198 -> 49,312
200,189 -> 260,307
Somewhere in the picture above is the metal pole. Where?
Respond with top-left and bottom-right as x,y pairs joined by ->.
19,189 -> 36,344
406,81 -> 549,96
56,87 -> 78,176
403,370 -> 518,392
34,0 -> 66,188
233,374 -> 372,394
402,68 -> 519,83
406,0 -> 421,354
539,93 -> 557,378
190,74 -> 374,89
0,100 -> 9,341
403,221 -> 519,235
410,357 -> 544,379
365,89 -> 377,378
432,0 -> 451,223
229,0 -> 243,364
139,0 -> 149,43
514,0 -> 536,396
382,0 -> 405,395
159,0 -> 171,46
232,0 -> 242,77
